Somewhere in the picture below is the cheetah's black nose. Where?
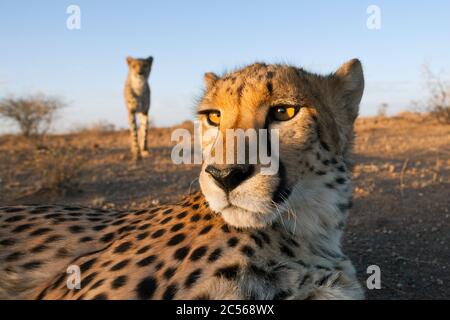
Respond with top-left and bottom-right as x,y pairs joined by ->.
205,164 -> 254,192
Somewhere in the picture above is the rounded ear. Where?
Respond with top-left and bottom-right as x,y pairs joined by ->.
335,59 -> 364,91
332,58 -> 364,121
204,72 -> 219,90
147,56 -> 153,65
126,56 -> 134,65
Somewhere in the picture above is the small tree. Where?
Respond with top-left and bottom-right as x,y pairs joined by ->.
0,93 -> 65,138
422,65 -> 450,123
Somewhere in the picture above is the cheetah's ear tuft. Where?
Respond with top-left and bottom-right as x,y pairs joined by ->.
126,56 -> 134,65
332,59 -> 364,122
204,72 -> 219,90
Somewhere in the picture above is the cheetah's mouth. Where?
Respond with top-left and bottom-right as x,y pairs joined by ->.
207,186 -> 291,229
199,162 -> 291,229
218,203 -> 280,229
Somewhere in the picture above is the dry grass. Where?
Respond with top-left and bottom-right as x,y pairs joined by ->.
70,121 -> 117,135
33,146 -> 85,196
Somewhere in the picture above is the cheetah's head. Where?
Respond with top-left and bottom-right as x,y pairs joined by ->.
198,60 -> 364,229
126,56 -> 153,78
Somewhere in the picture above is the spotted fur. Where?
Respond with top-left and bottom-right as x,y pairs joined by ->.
124,56 -> 153,160
0,59 -> 365,299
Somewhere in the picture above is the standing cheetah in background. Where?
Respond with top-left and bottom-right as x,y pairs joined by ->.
124,56 -> 153,160
0,59 -> 365,300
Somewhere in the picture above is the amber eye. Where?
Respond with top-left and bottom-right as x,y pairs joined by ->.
270,105 -> 300,121
206,111 -> 221,126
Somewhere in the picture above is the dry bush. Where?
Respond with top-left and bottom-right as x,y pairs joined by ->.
34,146 -> 85,195
148,117 -> 156,128
88,121 -> 116,133
377,103 -> 389,117
71,120 -> 116,134
422,65 -> 450,123
0,93 -> 65,139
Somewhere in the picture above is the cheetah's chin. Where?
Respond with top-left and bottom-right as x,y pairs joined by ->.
218,205 -> 277,229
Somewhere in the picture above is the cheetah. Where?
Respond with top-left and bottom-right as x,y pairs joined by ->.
124,56 -> 153,160
0,59 -> 365,300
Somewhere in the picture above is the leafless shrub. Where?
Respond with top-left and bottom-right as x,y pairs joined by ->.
422,65 -> 450,123
90,121 -> 116,133
71,120 -> 116,134
34,146 -> 84,195
377,103 -> 389,117
0,93 -> 65,138
148,117 -> 156,128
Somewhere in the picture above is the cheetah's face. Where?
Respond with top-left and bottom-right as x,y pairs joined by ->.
127,56 -> 153,78
198,60 -> 364,229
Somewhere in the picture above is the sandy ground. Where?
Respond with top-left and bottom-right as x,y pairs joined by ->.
0,113 -> 449,299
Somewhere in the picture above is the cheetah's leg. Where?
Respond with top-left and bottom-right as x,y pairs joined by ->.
128,111 -> 140,160
138,113 -> 150,157
296,269 -> 365,300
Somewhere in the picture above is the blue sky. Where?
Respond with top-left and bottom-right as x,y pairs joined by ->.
1,0 -> 449,131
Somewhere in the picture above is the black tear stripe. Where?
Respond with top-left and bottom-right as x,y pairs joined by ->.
236,83 -> 245,103
272,161 -> 291,204
266,82 -> 273,95
262,115 -> 272,158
